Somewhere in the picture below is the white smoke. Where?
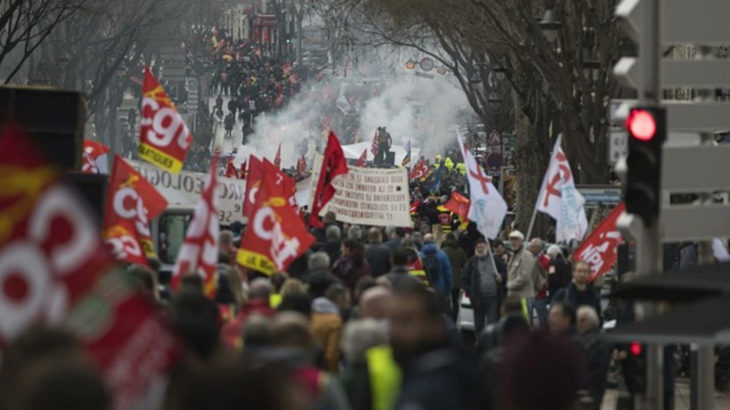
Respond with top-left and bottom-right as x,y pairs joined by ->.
235,52 -> 470,168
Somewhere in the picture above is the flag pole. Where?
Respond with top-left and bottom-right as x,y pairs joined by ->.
525,206 -> 538,241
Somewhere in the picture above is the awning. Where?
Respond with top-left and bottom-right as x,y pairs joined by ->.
610,261 -> 730,302
605,296 -> 730,345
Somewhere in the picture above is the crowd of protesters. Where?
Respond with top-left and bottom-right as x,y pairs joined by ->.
1,197 -> 650,410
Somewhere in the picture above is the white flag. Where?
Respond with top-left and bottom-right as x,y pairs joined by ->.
457,133 -> 507,239
535,136 -> 588,242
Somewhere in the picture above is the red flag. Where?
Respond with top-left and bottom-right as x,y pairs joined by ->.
103,155 -> 168,266
237,171 -> 315,275
171,155 -> 220,297
370,130 -> 379,157
67,269 -> 182,410
82,139 -> 110,173
225,156 -> 239,178
410,199 -> 421,214
139,67 -> 192,174
0,124 -> 110,344
244,156 -> 296,220
572,202 -> 625,283
274,143 -> 281,169
309,132 -> 348,228
297,155 -> 307,175
444,192 -> 471,220
409,159 -> 430,181
356,149 -> 367,167
239,159 -> 247,179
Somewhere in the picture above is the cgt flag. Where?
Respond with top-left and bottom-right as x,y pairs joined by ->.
309,132 -> 348,228
103,155 -> 168,266
572,202 -> 625,283
171,154 -> 220,297
535,136 -> 588,242
409,159 -> 430,181
139,67 -> 193,174
82,139 -> 110,174
243,156 -> 297,220
0,124 -> 110,344
237,171 -> 315,275
457,132 -> 507,239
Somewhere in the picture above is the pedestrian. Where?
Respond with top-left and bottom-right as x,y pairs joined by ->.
547,300 -> 577,338
311,284 -> 347,373
301,252 -> 341,299
546,245 -> 572,299
441,233 -> 468,320
332,238 -> 371,296
577,306 -> 612,409
419,234 -> 453,314
364,227 -> 391,278
462,238 -> 502,335
323,224 -> 342,264
505,230 -> 537,299
389,283 -> 486,410
550,260 -> 602,320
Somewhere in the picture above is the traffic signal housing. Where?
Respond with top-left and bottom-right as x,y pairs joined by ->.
624,106 -> 666,224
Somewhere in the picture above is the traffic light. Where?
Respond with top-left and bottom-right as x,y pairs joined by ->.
624,106 -> 666,224
285,36 -> 291,44
623,341 -> 647,395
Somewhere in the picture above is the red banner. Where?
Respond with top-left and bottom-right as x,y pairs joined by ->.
237,171 -> 315,275
239,159 -> 247,179
309,132 -> 348,228
572,202 -> 625,282
67,270 -> 181,410
0,124 -> 110,344
82,139 -> 110,173
225,156 -> 239,178
139,67 -> 192,174
103,155 -> 168,266
171,155 -> 220,297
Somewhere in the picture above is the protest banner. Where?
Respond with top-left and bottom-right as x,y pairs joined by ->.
128,160 -> 246,225
312,163 -> 412,227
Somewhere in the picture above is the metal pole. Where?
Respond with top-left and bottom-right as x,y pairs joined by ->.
635,0 -> 663,408
525,207 -> 538,241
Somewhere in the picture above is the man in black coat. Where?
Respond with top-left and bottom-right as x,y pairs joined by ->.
364,227 -> 391,277
551,261 -> 602,322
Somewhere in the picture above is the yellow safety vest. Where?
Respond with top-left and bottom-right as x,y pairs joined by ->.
367,345 -> 402,410
456,163 -> 466,175
444,157 -> 454,170
270,293 -> 282,308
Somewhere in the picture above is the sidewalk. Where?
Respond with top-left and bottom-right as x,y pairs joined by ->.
601,379 -> 730,409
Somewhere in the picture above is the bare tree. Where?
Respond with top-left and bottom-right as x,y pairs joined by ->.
0,0 -> 85,82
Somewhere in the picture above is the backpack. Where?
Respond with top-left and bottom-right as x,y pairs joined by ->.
423,252 -> 441,283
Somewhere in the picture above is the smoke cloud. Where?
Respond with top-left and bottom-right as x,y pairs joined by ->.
235,55 -> 470,168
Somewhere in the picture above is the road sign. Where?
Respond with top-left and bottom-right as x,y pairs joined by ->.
662,0 -> 730,44
615,58 -> 730,89
617,0 -> 730,44
662,145 -> 730,191
662,205 -> 730,242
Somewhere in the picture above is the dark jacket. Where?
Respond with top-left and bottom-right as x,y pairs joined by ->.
332,251 -> 371,294
580,329 -> 613,408
301,269 -> 342,299
384,237 -> 403,253
551,282 -> 602,320
365,243 -> 391,278
441,240 -> 468,289
394,348 -> 486,410
323,240 -> 341,265
547,256 -> 572,298
461,254 -> 499,310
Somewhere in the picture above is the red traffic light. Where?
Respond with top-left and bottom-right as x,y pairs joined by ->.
629,342 -> 643,356
627,109 -> 657,141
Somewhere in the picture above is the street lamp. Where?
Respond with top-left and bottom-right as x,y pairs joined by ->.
539,9 -> 562,43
